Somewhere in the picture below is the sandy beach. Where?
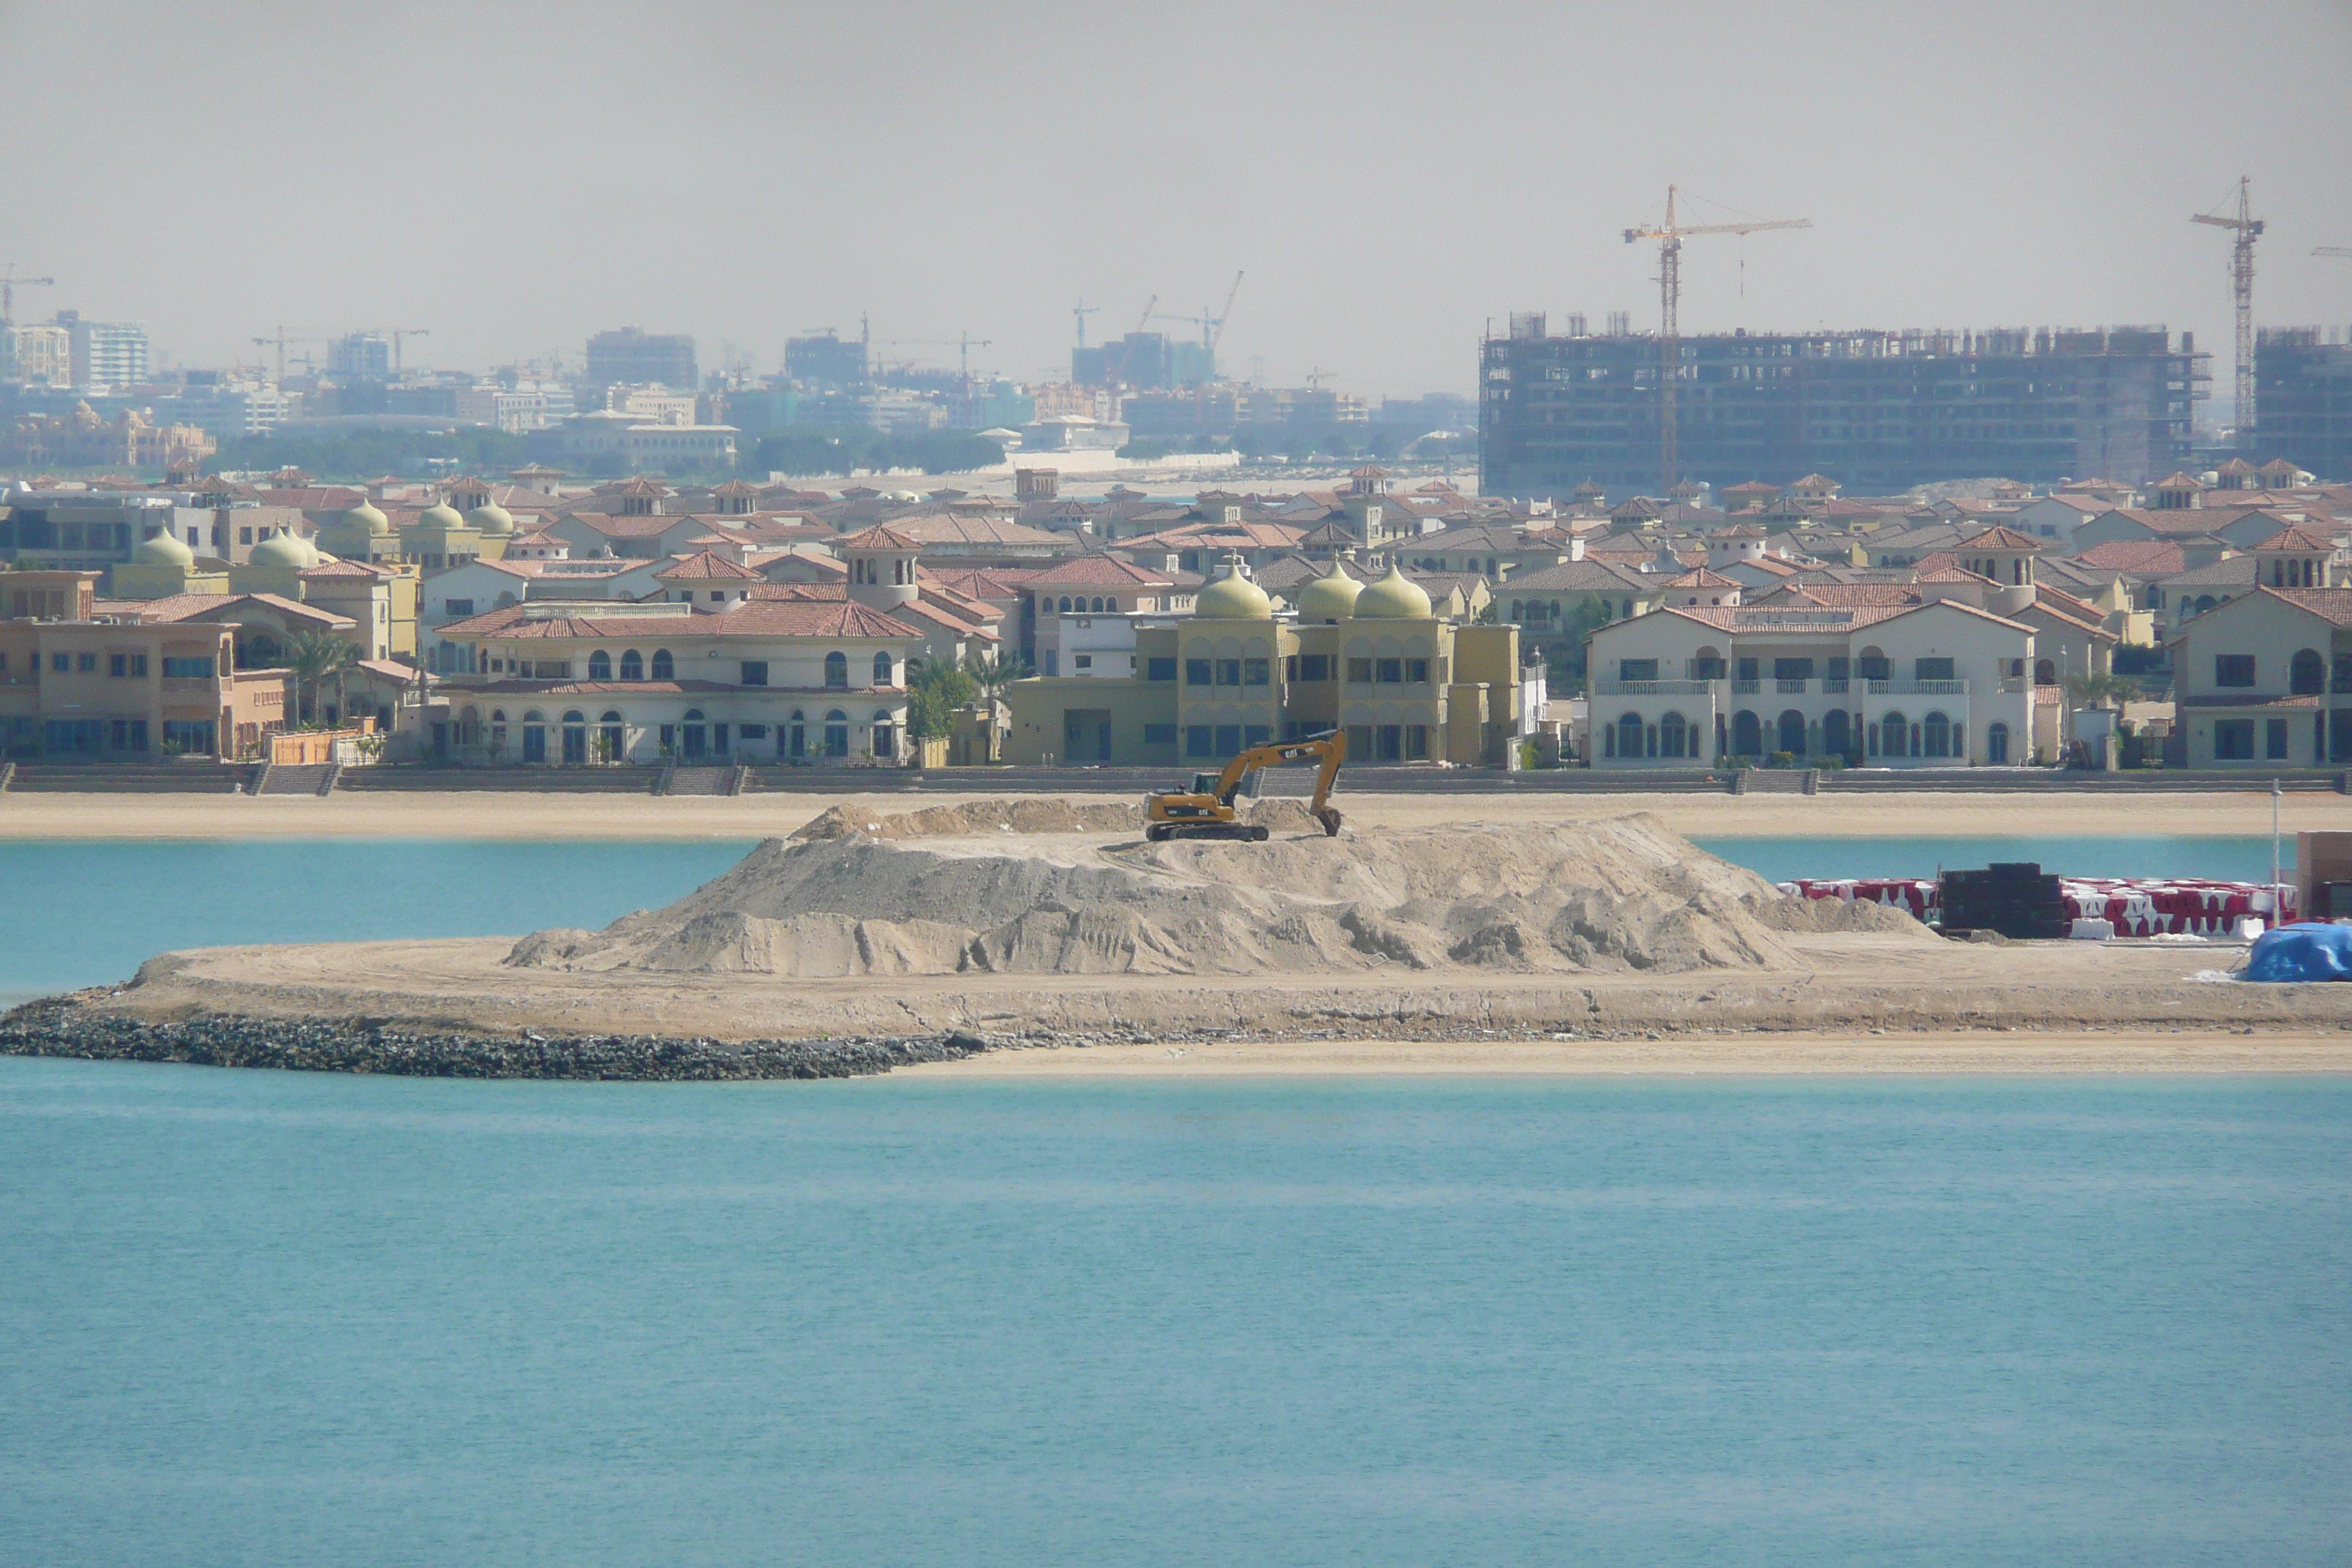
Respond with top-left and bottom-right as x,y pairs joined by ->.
1,785 -> 2344,841
895,1032 -> 2352,1077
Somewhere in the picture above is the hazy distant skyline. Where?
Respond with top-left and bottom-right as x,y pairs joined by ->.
5,0 -> 2349,404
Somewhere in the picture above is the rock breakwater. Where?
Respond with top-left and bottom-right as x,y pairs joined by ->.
0,996 -> 992,1081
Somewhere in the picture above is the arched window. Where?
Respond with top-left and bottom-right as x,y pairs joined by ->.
587,650 -> 611,680
1732,710 -> 1762,755
1986,722 -> 2010,764
1823,709 -> 1851,756
872,707 -> 896,758
1856,646 -> 1889,682
1659,711 -> 1688,758
824,709 -> 850,758
1692,645 -> 1725,680
562,709 -> 584,723
872,651 -> 894,686
2291,649 -> 2326,695
2034,658 -> 2055,686
1059,596 -> 1072,612
788,708 -> 807,760
620,649 -> 643,680
825,652 -> 848,689
1778,709 -> 1806,755
1617,712 -> 1644,760
1880,709 -> 1909,758
650,649 -> 674,680
1923,711 -> 1951,758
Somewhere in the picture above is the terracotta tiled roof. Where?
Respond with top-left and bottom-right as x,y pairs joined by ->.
1960,524 -> 2043,551
2253,525 -> 2336,553
1023,555 -> 1175,588
438,599 -> 921,641
834,523 -> 923,551
655,551 -> 766,581
2266,587 -> 2352,627
2074,540 -> 2186,574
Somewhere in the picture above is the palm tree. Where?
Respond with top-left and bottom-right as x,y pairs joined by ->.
283,628 -> 358,727
962,646 -> 1033,706
2065,671 -> 2143,711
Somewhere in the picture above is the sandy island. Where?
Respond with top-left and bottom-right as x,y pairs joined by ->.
4,789 -> 2340,1079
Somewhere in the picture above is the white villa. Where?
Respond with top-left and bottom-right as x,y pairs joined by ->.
1585,595 -> 2038,768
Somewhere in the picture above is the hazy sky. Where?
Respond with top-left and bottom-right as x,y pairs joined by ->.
5,0 -> 2348,400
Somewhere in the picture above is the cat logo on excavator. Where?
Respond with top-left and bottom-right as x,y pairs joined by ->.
1143,731 -> 1346,843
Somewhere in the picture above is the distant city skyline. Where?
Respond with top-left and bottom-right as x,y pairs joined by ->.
4,0 -> 2348,402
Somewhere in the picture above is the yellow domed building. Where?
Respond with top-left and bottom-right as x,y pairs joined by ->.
110,526 -> 230,599
1003,551 -> 1526,769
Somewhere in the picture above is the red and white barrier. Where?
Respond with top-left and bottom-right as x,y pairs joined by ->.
1775,875 -> 2296,936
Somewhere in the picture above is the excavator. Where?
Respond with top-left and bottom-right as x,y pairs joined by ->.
1144,731 -> 1346,842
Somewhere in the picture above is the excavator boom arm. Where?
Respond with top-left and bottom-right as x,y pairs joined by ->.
1213,732 -> 1346,804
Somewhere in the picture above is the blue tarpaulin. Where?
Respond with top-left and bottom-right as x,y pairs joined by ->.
2241,922 -> 2352,982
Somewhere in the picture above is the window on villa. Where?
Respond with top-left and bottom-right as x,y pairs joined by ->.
1856,654 -> 1890,681
741,661 -> 769,687
1376,657 -> 1403,684
2267,718 -> 2291,761
160,656 -> 214,679
1737,657 -> 1760,681
109,654 -> 126,677
77,653 -> 97,672
1146,657 -> 1177,682
1406,725 -> 1429,760
1299,654 -> 1330,682
1618,659 -> 1658,682
1074,654 -> 1093,671
1243,657 -> 1270,686
823,652 -> 847,688
652,649 -> 676,680
2215,655 -> 2256,688
1914,657 -> 1955,682
444,599 -> 474,617
1406,658 -> 1429,685
1144,723 -> 1177,745
1186,725 -> 1215,758
1347,657 -> 1373,684
1216,658 -> 1241,686
1773,658 -> 1814,680
2214,719 -> 2255,759
872,652 -> 893,685
587,651 -> 612,680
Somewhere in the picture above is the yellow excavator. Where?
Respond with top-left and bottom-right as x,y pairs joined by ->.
1144,731 -> 1346,842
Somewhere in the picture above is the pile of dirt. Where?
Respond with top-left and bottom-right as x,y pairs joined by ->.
791,796 -> 1327,841
510,809 -> 1927,980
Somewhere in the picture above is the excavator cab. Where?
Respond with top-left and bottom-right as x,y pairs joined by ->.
1144,731 -> 1347,843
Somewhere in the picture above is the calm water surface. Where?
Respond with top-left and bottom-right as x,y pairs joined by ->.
1,1061 -> 2345,1566
0,834 -> 2281,1002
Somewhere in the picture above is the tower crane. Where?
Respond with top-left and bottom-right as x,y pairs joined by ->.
1153,271 -> 1247,353
2192,177 -> 2264,453
251,327 -> 334,383
385,328 -> 430,374
2316,247 -> 2352,260
0,265 -> 56,326
1624,185 -> 1809,492
1072,299 -> 1100,349
875,333 -> 994,391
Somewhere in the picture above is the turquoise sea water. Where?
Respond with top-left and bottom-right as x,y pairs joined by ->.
1,1060 -> 2345,1566
0,834 -> 2283,1003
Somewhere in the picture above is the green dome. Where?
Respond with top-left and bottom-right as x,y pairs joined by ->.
1192,559 -> 1273,620
1294,561 -> 1362,622
249,532 -> 309,569
465,502 -> 515,535
344,500 -> 389,535
135,529 -> 195,567
1353,564 -> 1433,620
418,502 -> 466,530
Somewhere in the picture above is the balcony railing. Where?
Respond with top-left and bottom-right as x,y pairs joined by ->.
1865,679 -> 1969,696
1823,678 -> 1850,693
1730,679 -> 1760,694
1775,678 -> 1809,693
1594,679 -> 1713,696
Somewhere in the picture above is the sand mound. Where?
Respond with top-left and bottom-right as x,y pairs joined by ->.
509,813 -> 1923,980
791,795 -> 1326,841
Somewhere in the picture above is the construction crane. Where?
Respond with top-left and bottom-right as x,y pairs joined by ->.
382,328 -> 430,373
2317,246 -> 2352,260
876,333 -> 994,384
251,327 -> 333,383
1071,299 -> 1100,349
1153,271 -> 1247,353
1624,185 -> 1810,492
0,265 -> 56,326
2192,177 -> 2264,453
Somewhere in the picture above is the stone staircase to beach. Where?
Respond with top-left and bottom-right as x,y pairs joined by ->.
2,761 -> 256,794
660,765 -> 739,797
254,764 -> 334,797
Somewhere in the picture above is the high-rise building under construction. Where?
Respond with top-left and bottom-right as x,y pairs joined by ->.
1480,320 -> 2204,498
